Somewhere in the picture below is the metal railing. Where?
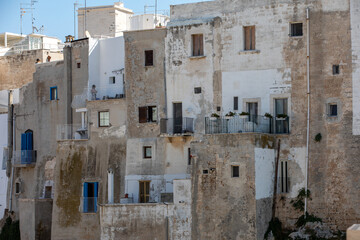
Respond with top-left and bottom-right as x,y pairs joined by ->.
83,197 -> 98,213
160,118 -> 194,135
205,115 -> 290,134
277,177 -> 291,194
57,124 -> 88,140
12,150 -> 37,166
86,86 -> 125,101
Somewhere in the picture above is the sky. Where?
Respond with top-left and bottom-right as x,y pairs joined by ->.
0,0 -> 205,41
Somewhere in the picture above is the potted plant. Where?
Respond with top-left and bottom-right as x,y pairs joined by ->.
239,112 -> 250,119
225,111 -> 236,119
276,114 -> 288,120
210,113 -> 220,120
264,113 -> 273,119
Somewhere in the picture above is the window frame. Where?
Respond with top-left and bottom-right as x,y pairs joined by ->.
109,76 -> 116,84
333,65 -> 340,75
232,165 -> 240,178
98,111 -> 110,127
145,50 -> 154,67
244,26 -> 256,51
328,103 -> 338,117
139,106 -> 158,123
143,146 -> 152,159
290,22 -> 303,37
50,86 -> 58,100
192,34 -> 204,57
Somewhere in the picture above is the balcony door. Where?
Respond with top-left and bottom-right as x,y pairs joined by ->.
139,181 -> 150,203
247,102 -> 258,123
173,103 -> 183,134
21,130 -> 33,164
275,99 -> 289,133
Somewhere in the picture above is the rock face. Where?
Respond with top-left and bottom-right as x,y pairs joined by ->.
289,221 -> 340,239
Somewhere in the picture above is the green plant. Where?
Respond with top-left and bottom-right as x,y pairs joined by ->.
0,217 -> 20,240
211,113 -> 220,118
276,114 -> 288,118
315,133 -> 322,142
295,212 -> 322,228
290,188 -> 311,212
239,112 -> 250,116
264,113 -> 273,118
225,111 -> 236,117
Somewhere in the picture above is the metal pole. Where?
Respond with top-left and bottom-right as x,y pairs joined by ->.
155,0 -> 157,26
84,0 -> 87,37
9,113 -> 16,212
74,3 -> 76,38
304,7 -> 310,216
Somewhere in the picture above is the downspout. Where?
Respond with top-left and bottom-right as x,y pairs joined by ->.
9,113 -> 16,212
163,57 -> 168,118
304,7 -> 311,216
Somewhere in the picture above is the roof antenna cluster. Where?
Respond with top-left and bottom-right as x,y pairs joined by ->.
20,0 -> 39,35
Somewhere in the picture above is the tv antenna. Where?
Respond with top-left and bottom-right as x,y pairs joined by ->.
20,0 -> 38,35
74,0 -> 83,39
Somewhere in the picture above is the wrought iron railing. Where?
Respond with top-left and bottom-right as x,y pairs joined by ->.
57,124 -> 88,140
205,115 -> 289,134
160,118 -> 194,135
12,150 -> 36,166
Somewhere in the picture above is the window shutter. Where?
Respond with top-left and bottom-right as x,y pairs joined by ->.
94,182 -> 98,212
83,183 -> 88,212
26,132 -> 33,150
199,35 -> 204,56
139,107 -> 147,123
245,27 -> 250,50
251,26 -> 255,50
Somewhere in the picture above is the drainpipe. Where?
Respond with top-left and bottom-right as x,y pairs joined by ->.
9,113 -> 16,212
107,169 -> 114,204
304,7 -> 310,216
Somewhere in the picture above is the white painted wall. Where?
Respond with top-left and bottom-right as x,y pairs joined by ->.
130,14 -> 169,30
88,36 -> 125,100
0,113 -> 8,215
255,148 -> 275,200
351,0 -> 360,135
222,69 -> 291,115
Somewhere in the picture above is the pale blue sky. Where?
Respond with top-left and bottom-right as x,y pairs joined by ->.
0,0 -> 205,41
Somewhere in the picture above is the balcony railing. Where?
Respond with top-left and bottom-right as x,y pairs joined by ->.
12,150 -> 36,167
83,197 -> 98,213
72,86 -> 125,108
205,115 -> 289,134
160,118 -> 194,135
57,124 -> 88,140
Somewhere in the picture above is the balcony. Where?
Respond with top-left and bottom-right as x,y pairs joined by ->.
12,150 -> 36,167
160,118 -> 194,135
57,124 -> 88,141
205,115 -> 289,134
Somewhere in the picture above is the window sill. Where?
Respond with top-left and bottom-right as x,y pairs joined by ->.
238,50 -> 260,55
289,35 -> 303,38
145,65 -> 154,68
189,55 -> 206,59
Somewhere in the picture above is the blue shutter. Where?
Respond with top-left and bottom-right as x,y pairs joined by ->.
50,87 -> 53,100
21,133 -> 26,164
26,132 -> 33,164
94,182 -> 98,212
83,183 -> 88,213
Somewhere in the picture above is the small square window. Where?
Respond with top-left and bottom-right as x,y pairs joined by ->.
109,76 -> 116,84
333,65 -> 340,75
192,34 -> 204,56
194,87 -> 202,94
232,166 -> 239,178
139,106 -> 157,123
217,106 -> 221,111
203,169 -> 209,174
188,148 -> 191,165
290,23 -> 303,37
99,111 -> 110,127
145,50 -> 154,66
77,62 -> 81,68
234,97 -> 239,111
50,86 -> 58,100
329,104 -> 338,117
143,146 -> 152,159
15,182 -> 20,194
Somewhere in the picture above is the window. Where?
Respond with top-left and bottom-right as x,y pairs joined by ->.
44,186 -> 52,199
99,111 -> 110,127
290,23 -> 303,37
109,76 -> 116,84
234,97 -> 239,111
247,102 -> 258,123
143,146 -> 152,159
77,62 -> 81,68
217,106 -> 221,111
329,104 -> 338,116
139,181 -> 150,203
21,130 -> 34,164
15,182 -> 21,194
275,98 -> 289,134
83,182 -> 98,213
194,87 -> 202,94
192,34 -> 204,56
145,50 -> 154,66
188,148 -> 191,165
244,26 -> 256,50
232,166 -> 239,178
279,161 -> 289,193
203,169 -> 209,174
333,65 -> 340,75
50,86 -> 58,100
139,106 -> 157,123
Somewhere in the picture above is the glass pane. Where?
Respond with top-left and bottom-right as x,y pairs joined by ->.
152,107 -> 157,122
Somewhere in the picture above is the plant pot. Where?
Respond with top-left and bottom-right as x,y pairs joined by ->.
209,117 -> 219,121
239,115 -> 249,119
276,117 -> 286,121
225,116 -> 234,120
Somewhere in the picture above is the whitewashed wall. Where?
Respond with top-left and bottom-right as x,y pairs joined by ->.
0,113 -> 8,215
